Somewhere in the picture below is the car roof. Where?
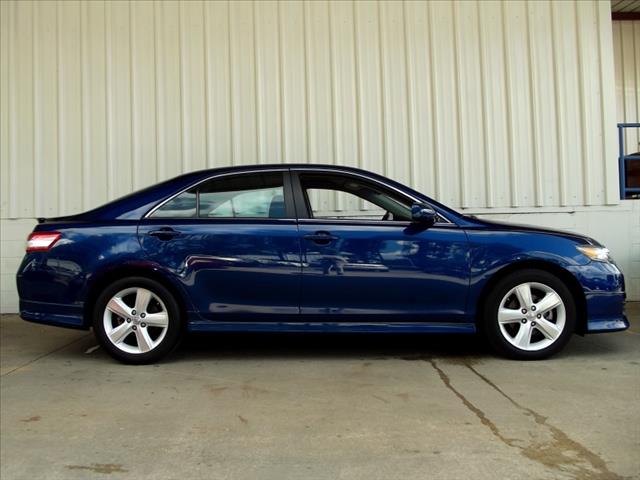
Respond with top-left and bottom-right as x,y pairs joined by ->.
177,163 -> 380,175
45,163 -> 465,224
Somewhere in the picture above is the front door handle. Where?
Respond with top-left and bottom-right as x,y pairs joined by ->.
304,231 -> 339,245
148,227 -> 181,240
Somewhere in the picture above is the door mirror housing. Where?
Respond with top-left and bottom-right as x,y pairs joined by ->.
411,203 -> 437,227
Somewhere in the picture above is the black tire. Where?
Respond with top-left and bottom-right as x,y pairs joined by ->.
482,269 -> 576,360
93,277 -> 182,364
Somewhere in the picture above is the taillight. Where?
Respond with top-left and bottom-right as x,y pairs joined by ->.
26,232 -> 61,253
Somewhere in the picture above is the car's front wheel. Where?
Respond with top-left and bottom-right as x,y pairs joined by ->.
483,269 -> 576,360
93,277 -> 182,364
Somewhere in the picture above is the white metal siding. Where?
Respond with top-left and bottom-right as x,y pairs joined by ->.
0,0 -> 621,219
2,1 -> 639,311
613,20 -> 640,154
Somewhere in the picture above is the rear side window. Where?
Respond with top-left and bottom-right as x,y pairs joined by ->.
199,173 -> 284,218
150,189 -> 197,218
150,172 -> 287,219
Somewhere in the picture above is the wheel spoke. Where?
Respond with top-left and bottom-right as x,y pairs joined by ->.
135,328 -> 154,353
143,312 -> 168,327
515,284 -> 534,310
134,288 -> 153,314
535,292 -> 562,315
108,323 -> 132,344
514,323 -> 533,349
497,280 -> 566,352
535,318 -> 561,340
106,297 -> 132,320
103,286 -> 171,355
498,308 -> 524,324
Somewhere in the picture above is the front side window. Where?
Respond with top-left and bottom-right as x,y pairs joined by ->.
151,172 -> 287,219
299,173 -> 413,221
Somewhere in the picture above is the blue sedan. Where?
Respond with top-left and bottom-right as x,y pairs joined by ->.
16,165 -> 628,363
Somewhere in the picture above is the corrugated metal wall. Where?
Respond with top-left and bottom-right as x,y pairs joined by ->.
0,0 -> 620,220
613,20 -> 640,155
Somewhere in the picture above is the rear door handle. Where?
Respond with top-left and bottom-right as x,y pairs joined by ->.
148,227 -> 181,240
304,231 -> 339,245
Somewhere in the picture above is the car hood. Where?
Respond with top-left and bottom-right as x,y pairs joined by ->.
463,216 -> 601,246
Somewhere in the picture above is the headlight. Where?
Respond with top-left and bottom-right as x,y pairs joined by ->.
576,245 -> 610,262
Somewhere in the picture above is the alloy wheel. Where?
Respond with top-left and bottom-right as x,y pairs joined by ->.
497,282 -> 566,352
102,287 -> 170,355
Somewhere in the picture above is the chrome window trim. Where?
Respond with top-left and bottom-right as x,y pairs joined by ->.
143,168 -> 289,219
292,166 -> 454,225
144,166 -> 455,226
296,218 -> 457,228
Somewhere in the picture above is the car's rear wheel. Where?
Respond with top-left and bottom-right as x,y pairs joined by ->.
483,269 -> 576,360
93,277 -> 182,364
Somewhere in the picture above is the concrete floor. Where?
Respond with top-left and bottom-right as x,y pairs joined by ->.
1,306 -> 639,480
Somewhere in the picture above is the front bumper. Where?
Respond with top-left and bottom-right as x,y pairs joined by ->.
584,293 -> 629,332
569,261 -> 629,333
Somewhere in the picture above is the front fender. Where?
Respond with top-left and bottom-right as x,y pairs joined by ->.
464,230 -> 590,319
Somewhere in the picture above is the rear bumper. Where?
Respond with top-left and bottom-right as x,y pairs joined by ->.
20,300 -> 87,330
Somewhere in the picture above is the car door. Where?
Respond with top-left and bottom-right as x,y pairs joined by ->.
292,169 -> 470,323
138,169 -> 302,322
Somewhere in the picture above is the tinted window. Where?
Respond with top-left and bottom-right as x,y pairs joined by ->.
300,173 -> 412,221
151,189 -> 197,218
199,173 -> 285,218
151,172 -> 287,219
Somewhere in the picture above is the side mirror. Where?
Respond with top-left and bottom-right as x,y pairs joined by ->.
411,203 -> 437,227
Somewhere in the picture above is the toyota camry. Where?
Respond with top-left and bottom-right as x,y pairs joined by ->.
16,165 -> 628,363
